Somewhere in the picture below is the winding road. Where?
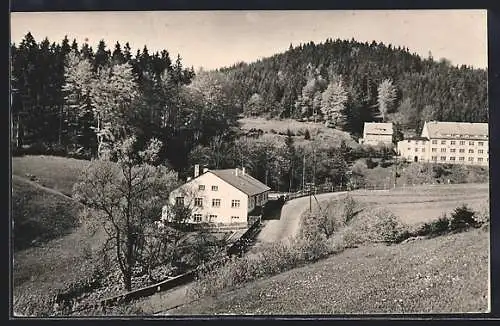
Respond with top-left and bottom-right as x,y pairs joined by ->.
254,192 -> 348,245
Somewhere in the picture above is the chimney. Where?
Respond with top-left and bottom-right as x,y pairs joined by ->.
194,164 -> 200,178
242,167 -> 246,175
235,168 -> 239,176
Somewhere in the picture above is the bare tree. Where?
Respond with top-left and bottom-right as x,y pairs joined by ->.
73,136 -> 178,291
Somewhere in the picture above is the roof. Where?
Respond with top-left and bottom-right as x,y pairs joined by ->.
424,121 -> 488,139
209,169 -> 271,196
363,122 -> 393,135
403,136 -> 429,141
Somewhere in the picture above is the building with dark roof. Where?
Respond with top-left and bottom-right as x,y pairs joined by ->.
162,165 -> 270,227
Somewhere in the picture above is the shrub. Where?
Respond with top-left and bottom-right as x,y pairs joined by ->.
366,158 -> 378,169
304,129 -> 311,140
338,208 -> 409,246
416,215 -> 450,238
449,204 -> 478,232
270,128 -> 277,134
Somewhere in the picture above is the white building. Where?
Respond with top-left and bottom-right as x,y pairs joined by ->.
397,121 -> 489,166
162,165 -> 271,227
359,122 -> 394,146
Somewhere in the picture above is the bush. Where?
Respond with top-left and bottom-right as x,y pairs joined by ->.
366,158 -> 378,169
304,129 -> 311,140
449,204 -> 478,232
416,215 -> 450,238
338,208 -> 409,246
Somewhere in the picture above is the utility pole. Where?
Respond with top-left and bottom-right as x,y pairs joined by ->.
302,154 -> 306,192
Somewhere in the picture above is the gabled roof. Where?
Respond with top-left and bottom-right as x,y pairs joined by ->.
424,121 -> 488,139
209,169 -> 271,196
363,122 -> 393,135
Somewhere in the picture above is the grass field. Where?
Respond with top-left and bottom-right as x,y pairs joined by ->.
349,183 -> 489,226
238,117 -> 359,148
173,227 -> 489,314
12,155 -> 90,196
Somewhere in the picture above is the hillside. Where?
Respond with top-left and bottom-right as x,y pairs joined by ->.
221,38 -> 487,135
12,175 -> 83,251
12,157 -> 106,316
238,117 -> 360,148
172,227 -> 489,314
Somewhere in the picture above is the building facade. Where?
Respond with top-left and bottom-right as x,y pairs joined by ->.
397,121 -> 488,166
163,166 -> 270,226
359,122 -> 394,146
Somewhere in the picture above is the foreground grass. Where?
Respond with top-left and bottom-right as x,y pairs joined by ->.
12,155 -> 90,196
173,228 -> 489,315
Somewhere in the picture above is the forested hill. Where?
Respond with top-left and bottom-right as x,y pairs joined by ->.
219,38 -> 487,134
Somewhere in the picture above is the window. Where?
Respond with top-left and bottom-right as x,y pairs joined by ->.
450,140 -> 456,145
441,140 -> 446,145
415,148 -> 418,152
459,149 -> 465,153
193,214 -> 202,222
459,141 -> 465,145
468,157 -> 474,162
432,140 -> 438,144
432,148 -> 437,152
231,216 -> 239,220
449,157 -> 455,161
469,149 -> 474,154
478,158 -> 484,162
440,156 -> 446,161
175,197 -> 184,206
194,198 -> 203,207
407,147 -> 411,151
211,185 -> 218,191
209,214 -> 217,220
198,185 -> 205,191
441,148 -> 446,152
212,199 -> 221,207
450,148 -> 456,153
478,141 -> 484,146
421,148 -> 425,152
431,156 -> 437,161
469,141 -> 474,145
231,199 -> 241,208
478,149 -> 484,154
459,157 -> 465,161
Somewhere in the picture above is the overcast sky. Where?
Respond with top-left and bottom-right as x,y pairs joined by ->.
10,10 -> 487,70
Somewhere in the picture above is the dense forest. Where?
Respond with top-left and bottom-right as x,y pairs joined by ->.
219,38 -> 488,135
10,34 -> 488,191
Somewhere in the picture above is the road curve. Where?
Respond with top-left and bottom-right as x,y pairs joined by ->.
255,192 -> 348,244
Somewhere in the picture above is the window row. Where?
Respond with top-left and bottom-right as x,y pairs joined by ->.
431,156 -> 487,162
431,140 -> 485,146
431,148 -> 484,154
192,214 -> 240,222
198,184 -> 219,191
192,198 -> 241,208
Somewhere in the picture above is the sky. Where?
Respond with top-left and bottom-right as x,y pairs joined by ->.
10,10 -> 487,70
